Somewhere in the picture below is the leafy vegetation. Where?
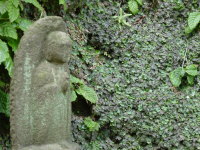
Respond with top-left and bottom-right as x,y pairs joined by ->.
170,64 -> 198,87
84,117 -> 100,132
70,75 -> 98,104
128,0 -> 143,15
185,12 -> 200,34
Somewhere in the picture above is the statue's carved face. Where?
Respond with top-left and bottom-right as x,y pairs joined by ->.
45,31 -> 72,63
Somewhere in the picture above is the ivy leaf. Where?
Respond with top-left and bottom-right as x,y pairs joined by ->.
22,0 -> 43,12
84,117 -> 100,132
185,64 -> 198,76
76,85 -> 98,104
2,23 -> 18,39
0,0 -> 8,14
71,90 -> 77,102
187,75 -> 194,85
0,90 -> 10,117
7,1 -> 20,22
169,67 -> 185,87
16,18 -> 32,31
136,0 -> 143,6
8,39 -> 19,52
188,12 -> 200,30
128,0 -> 139,15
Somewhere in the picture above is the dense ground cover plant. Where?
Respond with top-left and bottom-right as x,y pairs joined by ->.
68,0 -> 200,149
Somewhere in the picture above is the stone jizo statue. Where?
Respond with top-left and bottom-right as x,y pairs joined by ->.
10,16 -> 79,150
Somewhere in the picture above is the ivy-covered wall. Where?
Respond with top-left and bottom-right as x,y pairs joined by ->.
68,0 -> 200,149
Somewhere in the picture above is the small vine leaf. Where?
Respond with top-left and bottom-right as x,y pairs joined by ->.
76,85 -> 98,104
187,75 -> 194,85
136,0 -> 143,6
188,12 -> 200,30
128,0 -> 139,15
169,67 -> 185,87
71,90 -> 77,102
185,64 -> 198,76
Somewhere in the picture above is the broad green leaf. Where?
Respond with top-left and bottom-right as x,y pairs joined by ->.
76,85 -> 98,103
22,0 -> 43,12
185,64 -> 198,76
0,0 -> 7,14
2,23 -> 18,39
11,0 -> 19,7
70,75 -> 84,84
16,18 -> 32,31
136,0 -> 143,6
187,75 -> 194,85
71,90 -> 77,102
7,1 -> 20,22
184,26 -> 193,34
169,67 -> 185,87
0,40 -> 9,64
0,90 -> 10,117
8,39 -> 19,52
4,55 -> 13,77
188,12 -> 200,30
128,0 -> 139,15
84,117 -> 100,132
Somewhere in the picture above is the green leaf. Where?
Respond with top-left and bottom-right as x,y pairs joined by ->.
4,55 -> 13,77
184,26 -> 193,34
185,64 -> 198,76
169,67 -> 185,87
71,90 -> 77,102
76,85 -> 98,104
7,1 -> 20,22
11,0 -> 20,7
188,12 -> 200,30
0,81 -> 6,88
128,0 -> 139,15
2,23 -> 18,39
16,18 -> 32,31
136,0 -> 143,6
70,75 -> 84,84
84,117 -> 100,132
0,40 -> 9,64
8,39 -> 19,52
0,90 -> 10,117
22,0 -> 43,11
187,75 -> 194,85
0,0 -> 8,14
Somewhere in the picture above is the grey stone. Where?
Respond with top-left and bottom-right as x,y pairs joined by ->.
10,16 -> 79,150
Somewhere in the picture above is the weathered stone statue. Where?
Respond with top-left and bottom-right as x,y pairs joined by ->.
10,16 -> 79,150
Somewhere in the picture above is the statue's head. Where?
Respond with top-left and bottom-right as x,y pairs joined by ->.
44,31 -> 72,63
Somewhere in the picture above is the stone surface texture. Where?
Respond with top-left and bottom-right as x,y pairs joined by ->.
10,16 -> 79,150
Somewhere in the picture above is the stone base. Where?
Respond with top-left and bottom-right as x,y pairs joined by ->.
20,141 -> 80,150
